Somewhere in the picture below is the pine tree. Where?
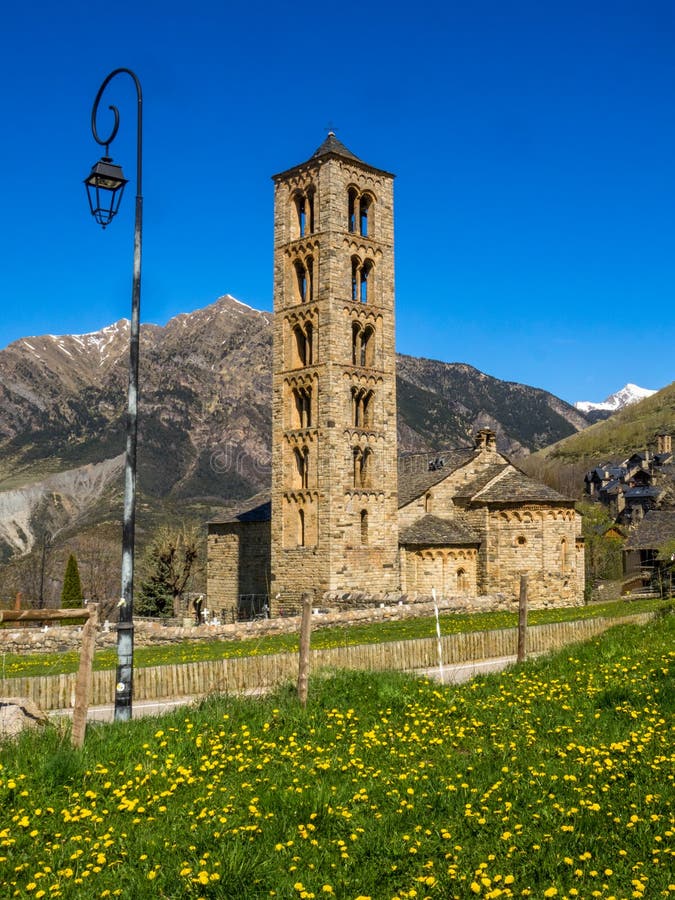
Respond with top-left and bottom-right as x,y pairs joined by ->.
61,553 -> 84,608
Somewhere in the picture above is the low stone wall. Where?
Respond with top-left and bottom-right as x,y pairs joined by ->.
0,590 -> 579,656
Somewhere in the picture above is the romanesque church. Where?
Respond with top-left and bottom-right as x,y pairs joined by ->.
207,136 -> 584,616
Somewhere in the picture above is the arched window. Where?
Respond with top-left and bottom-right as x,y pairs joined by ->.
361,325 -> 374,366
425,492 -> 433,514
352,389 -> 374,429
359,195 -> 371,237
298,508 -> 305,546
293,447 -> 309,489
351,321 -> 361,365
293,189 -> 315,238
348,188 -> 358,233
360,509 -> 368,544
293,325 -> 308,367
353,447 -> 373,488
308,260 -> 314,302
351,257 -> 359,302
560,538 -> 568,573
295,260 -> 307,303
457,568 -> 468,592
295,195 -> 307,237
293,387 -> 312,428
360,260 -> 373,303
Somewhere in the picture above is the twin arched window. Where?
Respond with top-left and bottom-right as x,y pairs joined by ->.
351,256 -> 373,303
353,447 -> 373,488
293,188 -> 315,238
294,257 -> 313,303
351,322 -> 375,367
292,322 -> 313,367
348,187 -> 373,237
352,387 -> 374,429
292,386 -> 312,428
293,446 -> 310,489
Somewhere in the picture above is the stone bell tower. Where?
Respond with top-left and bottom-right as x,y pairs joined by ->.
270,134 -> 399,608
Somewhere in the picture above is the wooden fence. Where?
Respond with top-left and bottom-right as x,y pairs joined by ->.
0,612 -> 655,711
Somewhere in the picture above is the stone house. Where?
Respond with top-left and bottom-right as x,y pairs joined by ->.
207,136 -> 584,617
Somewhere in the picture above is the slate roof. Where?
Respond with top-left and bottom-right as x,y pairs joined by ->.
397,447 -> 477,507
624,510 -> 675,550
452,464 -> 511,500
399,514 -> 480,547
311,132 -> 362,163
471,469 -> 570,505
209,496 -> 271,526
624,486 -> 663,499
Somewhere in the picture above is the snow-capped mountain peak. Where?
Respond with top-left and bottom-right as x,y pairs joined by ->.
575,383 -> 656,414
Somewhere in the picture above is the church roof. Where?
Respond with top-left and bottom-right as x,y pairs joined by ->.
452,464 -> 511,500
397,447 -> 477,507
311,132 -> 362,163
399,514 -> 480,547
209,497 -> 271,525
471,469 -> 570,505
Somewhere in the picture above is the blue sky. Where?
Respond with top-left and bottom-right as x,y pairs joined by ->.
1,1 -> 673,405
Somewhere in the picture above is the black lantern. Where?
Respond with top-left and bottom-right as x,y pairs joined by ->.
84,156 -> 128,228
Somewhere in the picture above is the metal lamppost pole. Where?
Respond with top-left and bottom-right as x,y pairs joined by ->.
84,68 -> 142,721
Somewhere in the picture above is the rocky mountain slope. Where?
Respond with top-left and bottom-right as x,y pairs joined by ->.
0,295 -> 590,564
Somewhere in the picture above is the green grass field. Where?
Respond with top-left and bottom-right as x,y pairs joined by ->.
0,598 -> 668,680
1,612 -> 673,899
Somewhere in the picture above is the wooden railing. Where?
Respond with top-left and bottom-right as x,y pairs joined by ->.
0,612 -> 655,713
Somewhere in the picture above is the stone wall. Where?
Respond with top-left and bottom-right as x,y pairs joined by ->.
207,520 -> 271,617
0,586 -> 575,657
475,505 -> 584,605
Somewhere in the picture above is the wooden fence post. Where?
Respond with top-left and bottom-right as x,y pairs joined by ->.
517,575 -> 528,663
71,604 -> 99,749
297,594 -> 313,707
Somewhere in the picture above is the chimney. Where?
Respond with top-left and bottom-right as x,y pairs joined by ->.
657,433 -> 672,455
475,428 -> 497,453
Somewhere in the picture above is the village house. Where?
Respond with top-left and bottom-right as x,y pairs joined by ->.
207,136 -> 585,617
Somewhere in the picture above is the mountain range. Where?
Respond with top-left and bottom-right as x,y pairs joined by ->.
0,295 -> 592,566
575,383 -> 656,423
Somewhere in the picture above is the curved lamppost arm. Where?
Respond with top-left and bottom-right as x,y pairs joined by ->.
88,68 -> 143,722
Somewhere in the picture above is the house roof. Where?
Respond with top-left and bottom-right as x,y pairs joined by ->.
624,486 -> 663,499
471,469 -> 570,505
397,447 -> 477,507
399,514 -> 480,547
624,510 -> 675,550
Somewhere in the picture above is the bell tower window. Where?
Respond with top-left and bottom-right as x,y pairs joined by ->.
293,386 -> 312,428
292,322 -> 313,368
348,188 -> 358,233
360,509 -> 368,544
353,447 -> 373,488
360,195 -> 371,237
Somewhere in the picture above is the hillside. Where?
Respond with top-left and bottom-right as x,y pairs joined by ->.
0,295 -> 590,572
533,380 -> 675,465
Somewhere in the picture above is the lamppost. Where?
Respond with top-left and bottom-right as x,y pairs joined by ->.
84,68 -> 142,721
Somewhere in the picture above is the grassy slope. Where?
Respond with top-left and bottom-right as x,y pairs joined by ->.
537,380 -> 675,464
0,613 -> 673,899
